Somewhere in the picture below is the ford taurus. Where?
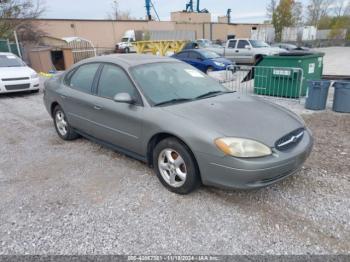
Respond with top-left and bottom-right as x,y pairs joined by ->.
43,54 -> 313,194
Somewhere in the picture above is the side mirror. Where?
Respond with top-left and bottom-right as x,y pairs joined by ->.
245,45 -> 251,50
113,92 -> 135,104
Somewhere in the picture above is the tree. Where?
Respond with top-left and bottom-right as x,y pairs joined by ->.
292,1 -> 303,26
306,0 -> 332,27
333,0 -> 349,17
107,0 -> 135,20
345,2 -> 350,15
266,0 -> 278,20
0,0 -> 45,41
329,15 -> 350,39
272,0 -> 295,41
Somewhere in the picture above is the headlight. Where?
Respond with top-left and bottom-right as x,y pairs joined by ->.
214,61 -> 225,67
215,137 -> 272,158
31,73 -> 38,79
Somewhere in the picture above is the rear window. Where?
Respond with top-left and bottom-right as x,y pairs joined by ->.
228,40 -> 236,48
68,63 -> 100,94
175,52 -> 188,59
188,52 -> 202,60
0,54 -> 25,67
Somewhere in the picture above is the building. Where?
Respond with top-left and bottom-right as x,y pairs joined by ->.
31,12 -> 272,51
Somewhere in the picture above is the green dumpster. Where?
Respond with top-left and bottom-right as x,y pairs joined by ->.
254,52 -> 325,98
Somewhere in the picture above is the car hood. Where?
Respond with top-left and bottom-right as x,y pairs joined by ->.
0,66 -> 35,79
162,93 -> 304,147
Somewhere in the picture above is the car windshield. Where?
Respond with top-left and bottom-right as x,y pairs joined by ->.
130,62 -> 228,106
121,37 -> 130,42
0,54 -> 25,67
200,50 -> 221,59
250,40 -> 270,48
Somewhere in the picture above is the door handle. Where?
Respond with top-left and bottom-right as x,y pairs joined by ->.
93,105 -> 102,110
235,50 -> 239,53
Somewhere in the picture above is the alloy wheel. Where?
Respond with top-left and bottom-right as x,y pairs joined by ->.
158,148 -> 187,188
55,110 -> 68,136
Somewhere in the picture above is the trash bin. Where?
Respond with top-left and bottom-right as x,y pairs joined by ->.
254,52 -> 325,98
333,81 -> 350,113
305,80 -> 330,110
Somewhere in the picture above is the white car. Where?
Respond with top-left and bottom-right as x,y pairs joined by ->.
0,52 -> 40,94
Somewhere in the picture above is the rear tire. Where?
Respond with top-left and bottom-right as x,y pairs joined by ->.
153,138 -> 201,194
53,105 -> 79,141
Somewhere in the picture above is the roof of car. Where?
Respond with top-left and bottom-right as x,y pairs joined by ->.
81,54 -> 177,68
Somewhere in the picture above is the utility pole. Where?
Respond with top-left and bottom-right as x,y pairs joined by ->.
13,30 -> 22,58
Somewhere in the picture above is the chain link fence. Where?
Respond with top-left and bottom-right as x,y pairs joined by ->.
0,39 -> 22,56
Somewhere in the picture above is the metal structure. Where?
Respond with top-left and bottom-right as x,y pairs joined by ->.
184,0 -> 208,13
227,9 -> 232,24
185,0 -> 194,12
132,40 -> 187,56
221,65 -> 305,103
62,37 -> 96,63
145,0 -> 160,21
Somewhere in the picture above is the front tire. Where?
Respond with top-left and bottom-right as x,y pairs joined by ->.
53,105 -> 79,141
124,47 -> 130,53
153,138 -> 201,194
206,66 -> 214,74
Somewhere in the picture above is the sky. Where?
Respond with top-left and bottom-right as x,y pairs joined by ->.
43,0 -> 310,23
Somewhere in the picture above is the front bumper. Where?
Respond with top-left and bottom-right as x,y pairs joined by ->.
0,78 -> 40,94
195,129 -> 313,189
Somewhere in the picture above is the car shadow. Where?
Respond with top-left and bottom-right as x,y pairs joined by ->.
0,90 -> 41,99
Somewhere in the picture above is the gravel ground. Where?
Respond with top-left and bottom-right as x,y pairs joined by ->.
0,86 -> 349,255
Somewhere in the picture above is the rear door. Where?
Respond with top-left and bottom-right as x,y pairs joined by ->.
87,63 -> 144,155
60,63 -> 101,135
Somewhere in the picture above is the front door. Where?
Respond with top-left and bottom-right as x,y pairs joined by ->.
188,51 -> 206,72
88,63 -> 144,155
236,40 -> 253,64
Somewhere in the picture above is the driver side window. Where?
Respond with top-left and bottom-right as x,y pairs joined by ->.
237,40 -> 250,49
97,64 -> 138,101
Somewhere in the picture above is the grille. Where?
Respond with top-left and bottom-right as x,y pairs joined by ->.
275,128 -> 305,151
5,84 -> 30,91
2,77 -> 29,81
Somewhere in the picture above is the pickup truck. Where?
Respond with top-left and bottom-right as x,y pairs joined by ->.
205,39 -> 285,64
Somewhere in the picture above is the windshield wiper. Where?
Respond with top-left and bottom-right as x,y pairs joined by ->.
154,98 -> 193,107
195,91 -> 234,100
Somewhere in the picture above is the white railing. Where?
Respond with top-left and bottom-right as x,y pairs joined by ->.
215,65 -> 305,103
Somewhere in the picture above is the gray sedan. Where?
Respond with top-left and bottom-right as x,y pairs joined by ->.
43,54 -> 313,194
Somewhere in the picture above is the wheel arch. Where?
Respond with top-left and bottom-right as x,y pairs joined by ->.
254,54 -> 264,65
50,101 -> 60,117
146,133 -> 201,178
